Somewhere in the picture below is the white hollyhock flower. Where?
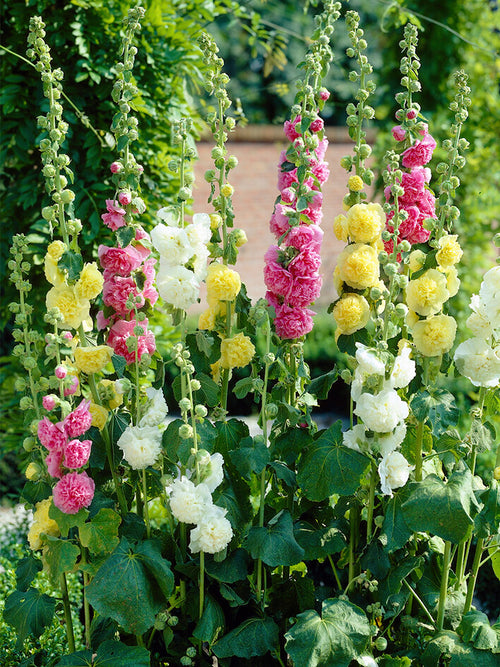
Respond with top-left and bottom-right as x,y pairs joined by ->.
157,207 -> 180,226
378,451 -> 414,496
355,343 -> 385,376
454,337 -> 500,387
479,266 -> 500,331
156,263 -> 200,310
375,421 -> 407,457
139,387 -> 169,428
169,477 -> 213,524
390,346 -> 416,389
198,452 -> 225,493
342,424 -> 367,452
151,223 -> 191,265
354,389 -> 409,433
187,213 -> 212,246
117,424 -> 162,470
189,505 -> 233,554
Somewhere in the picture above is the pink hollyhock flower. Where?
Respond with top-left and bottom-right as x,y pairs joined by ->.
418,123 -> 429,136
287,275 -> 322,307
63,399 -> 92,438
302,207 -> 323,225
281,187 -> 295,204
46,449 -> 64,479
42,395 -> 57,411
289,247 -> 322,277
311,160 -> 330,184
107,318 -> 156,365
118,191 -> 132,206
415,188 -> 436,221
98,244 -> 147,277
284,224 -> 323,253
135,227 -> 149,241
38,417 -> 67,451
310,118 -> 324,133
53,471 -> 95,514
277,167 -> 298,191
269,204 -> 293,238
55,365 -> 67,379
64,375 -> 79,397
263,246 -> 294,298
315,138 -> 329,162
401,133 -> 436,168
101,199 -> 127,231
265,290 -> 282,312
392,125 -> 406,142
110,161 -> 122,173
63,439 -> 92,469
399,169 -> 427,204
274,304 -> 315,339
63,332 -> 73,340
319,89 -> 330,101
284,117 -> 301,142
96,310 -> 111,331
103,275 -> 143,314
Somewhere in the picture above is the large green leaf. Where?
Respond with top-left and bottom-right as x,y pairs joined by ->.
272,427 -> 314,466
214,419 -> 249,458
205,547 -> 249,583
285,598 -> 371,667
49,504 -> 89,537
474,480 -> 500,539
421,631 -> 499,667
308,369 -> 338,400
3,588 -> 55,649
410,388 -> 459,436
15,555 -> 42,592
56,639 -> 150,666
79,508 -> 121,555
380,486 -> 412,552
212,616 -> 279,659
43,536 -> 80,584
294,520 -> 346,561
244,510 -> 304,567
458,610 -> 498,651
297,423 -> 370,500
229,435 -> 270,480
401,469 -> 480,543
134,539 -> 174,600
85,537 -> 172,635
193,595 -> 225,645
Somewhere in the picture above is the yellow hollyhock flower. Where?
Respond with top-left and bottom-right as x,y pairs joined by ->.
27,498 -> 60,551
75,262 -> 104,300
348,174 -> 364,192
332,293 -> 370,336
198,307 -> 217,331
74,345 -> 113,375
46,285 -> 90,330
333,214 -> 348,242
206,263 -> 241,302
89,402 -> 109,430
98,379 -> 123,409
47,240 -> 66,261
406,269 -> 450,316
44,253 -> 66,288
436,234 -> 463,269
346,203 -> 385,244
220,332 -> 255,369
411,314 -> 457,357
338,243 -> 379,290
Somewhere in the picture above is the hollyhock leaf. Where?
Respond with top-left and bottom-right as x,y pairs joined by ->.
43,536 -> 80,585
308,369 -> 338,400
272,427 -> 313,466
360,539 -> 391,581
59,251 -> 84,282
194,595 -> 225,644
284,598 -> 371,667
162,418 -> 184,463
47,504 -> 88,539
458,610 -> 498,651
297,196 -> 309,212
21,480 -> 52,505
214,419 -> 249,459
205,547 -> 249,583
79,508 -> 121,555
85,537 -> 165,635
244,510 -> 304,567
89,615 -> 119,651
410,389 -> 459,436
269,572 -> 316,617
111,353 -> 127,378
15,555 -> 42,592
297,422 -> 370,500
56,640 -> 150,666
270,460 -> 296,487
281,160 -> 297,173
401,470 -> 480,543
135,538 -> 174,600
214,475 -> 253,539
474,480 -> 500,538
116,134 -> 128,152
421,631 -> 499,667
380,486 -> 413,553
115,226 -> 135,249
294,520 -> 346,561
213,616 -> 279,659
229,436 -> 270,480
197,372 -> 220,407
4,588 -> 55,649
377,555 -> 423,618
233,376 -> 254,399
195,330 -> 216,360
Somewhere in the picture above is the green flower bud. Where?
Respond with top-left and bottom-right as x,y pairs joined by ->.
179,397 -> 191,412
23,437 -> 36,452
179,423 -> 193,440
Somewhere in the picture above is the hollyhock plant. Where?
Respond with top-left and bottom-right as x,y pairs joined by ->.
52,470 -> 95,514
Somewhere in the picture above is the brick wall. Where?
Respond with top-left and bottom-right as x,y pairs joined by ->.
192,126 -> 371,310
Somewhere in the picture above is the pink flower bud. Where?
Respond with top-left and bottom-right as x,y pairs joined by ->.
64,376 -> 79,397
63,332 -> 73,340
281,188 -> 295,204
55,365 -> 67,379
137,164 -> 144,173
319,89 -> 330,101
406,110 -> 417,120
110,161 -> 122,174
391,125 -> 406,142
42,395 -> 57,411
118,191 -> 132,206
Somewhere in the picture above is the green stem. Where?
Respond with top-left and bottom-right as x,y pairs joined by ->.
454,540 -> 466,588
103,425 -> 128,515
180,522 -> 187,611
414,420 -> 424,482
19,289 -> 41,418
348,502 -> 360,586
463,537 -> 484,614
60,572 -> 76,654
142,468 -> 151,538
437,540 -> 452,631
199,551 -> 205,620
402,579 -> 436,626
327,554 -> 342,590
366,461 -> 377,541
80,547 -> 92,648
